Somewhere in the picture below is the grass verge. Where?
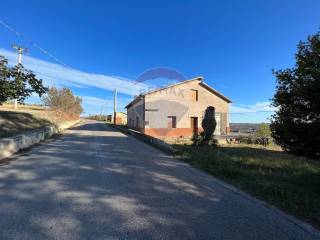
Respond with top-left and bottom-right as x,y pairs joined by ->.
175,144 -> 320,227
0,104 -> 78,138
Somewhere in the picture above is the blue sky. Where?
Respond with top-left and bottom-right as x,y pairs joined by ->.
0,0 -> 319,122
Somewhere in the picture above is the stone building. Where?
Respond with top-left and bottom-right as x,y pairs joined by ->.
126,77 -> 231,139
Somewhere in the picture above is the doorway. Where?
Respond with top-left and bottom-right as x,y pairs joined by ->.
190,117 -> 198,135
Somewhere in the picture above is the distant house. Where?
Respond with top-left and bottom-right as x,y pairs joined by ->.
107,114 -> 113,122
108,112 -> 127,125
126,77 -> 231,139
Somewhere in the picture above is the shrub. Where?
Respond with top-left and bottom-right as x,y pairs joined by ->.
239,135 -> 255,144
43,87 -> 83,117
201,106 -> 217,142
255,123 -> 271,138
192,131 -> 218,146
87,115 -> 108,121
254,123 -> 271,146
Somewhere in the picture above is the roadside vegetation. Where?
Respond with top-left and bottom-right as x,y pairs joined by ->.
0,104 -> 79,138
175,144 -> 320,227
236,123 -> 274,147
271,30 -> 320,159
43,87 -> 83,118
0,55 -> 47,104
0,55 -> 83,138
174,30 -> 320,227
86,114 -> 109,121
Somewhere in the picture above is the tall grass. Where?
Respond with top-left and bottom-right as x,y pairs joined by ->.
176,144 -> 320,227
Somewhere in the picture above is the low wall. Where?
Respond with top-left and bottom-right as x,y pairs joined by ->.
110,124 -> 177,154
0,120 -> 79,160
110,124 -> 229,152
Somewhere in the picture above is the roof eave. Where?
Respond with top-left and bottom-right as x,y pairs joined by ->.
199,82 -> 232,103
125,95 -> 144,109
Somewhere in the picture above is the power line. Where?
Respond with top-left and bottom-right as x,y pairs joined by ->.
0,19 -> 131,116
1,19 -> 271,117
0,19 -> 70,68
0,19 -> 113,100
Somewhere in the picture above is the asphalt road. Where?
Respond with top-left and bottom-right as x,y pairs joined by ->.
0,121 -> 319,240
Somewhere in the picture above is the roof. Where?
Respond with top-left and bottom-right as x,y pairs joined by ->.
125,95 -> 144,109
116,112 -> 127,116
125,76 -> 231,108
198,82 -> 232,103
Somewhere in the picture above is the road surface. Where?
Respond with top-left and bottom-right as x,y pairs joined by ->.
0,121 -> 319,240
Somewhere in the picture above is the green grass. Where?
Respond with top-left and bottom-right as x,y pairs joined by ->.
175,144 -> 320,227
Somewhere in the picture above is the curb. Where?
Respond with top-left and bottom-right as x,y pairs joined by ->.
108,124 -> 177,154
0,119 -> 80,160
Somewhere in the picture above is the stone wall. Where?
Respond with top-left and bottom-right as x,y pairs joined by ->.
0,120 -> 80,160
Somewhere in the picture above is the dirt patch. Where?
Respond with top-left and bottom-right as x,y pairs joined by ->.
0,104 -> 78,138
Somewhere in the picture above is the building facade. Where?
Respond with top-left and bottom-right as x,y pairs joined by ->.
126,77 -> 231,139
108,112 -> 127,125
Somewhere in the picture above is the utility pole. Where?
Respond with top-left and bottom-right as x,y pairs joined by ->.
12,44 -> 28,109
113,88 -> 117,124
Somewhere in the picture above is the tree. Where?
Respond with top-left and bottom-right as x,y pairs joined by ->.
271,30 -> 320,159
43,87 -> 83,117
0,56 -> 13,103
255,123 -> 271,146
0,55 -> 47,104
201,106 -> 217,142
255,123 -> 271,138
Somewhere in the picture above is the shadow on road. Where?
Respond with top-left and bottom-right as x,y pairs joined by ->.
69,121 -> 118,132
0,121 -> 316,239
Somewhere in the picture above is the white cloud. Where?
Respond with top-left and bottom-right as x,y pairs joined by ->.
230,105 -> 256,114
81,96 -> 130,115
82,96 -> 112,107
0,48 -> 147,96
82,96 -> 130,108
230,102 -> 276,123
231,101 -> 277,114
0,48 -> 278,120
250,101 -> 277,112
24,94 -> 130,115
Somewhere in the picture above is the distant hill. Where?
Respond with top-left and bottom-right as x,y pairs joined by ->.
230,123 -> 268,133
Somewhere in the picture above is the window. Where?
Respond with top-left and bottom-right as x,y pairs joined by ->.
190,89 -> 198,101
167,116 -> 177,128
136,116 -> 139,128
